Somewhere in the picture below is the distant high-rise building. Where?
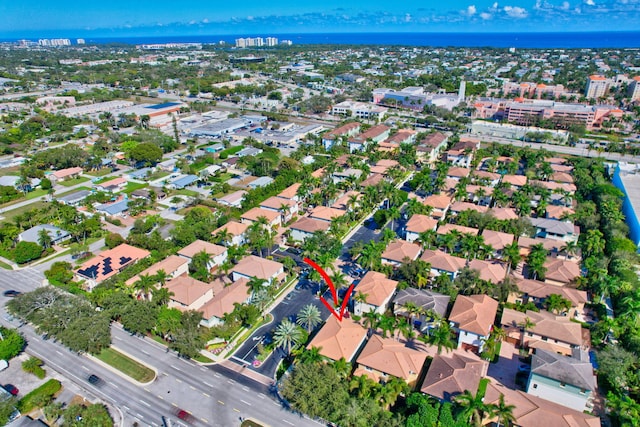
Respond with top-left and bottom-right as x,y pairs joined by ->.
77,38 -> 85,45
458,80 -> 466,102
235,38 -> 247,48
266,37 -> 278,47
628,76 -> 640,102
585,75 -> 610,99
281,40 -> 293,46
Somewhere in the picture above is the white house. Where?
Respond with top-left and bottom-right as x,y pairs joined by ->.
177,240 -> 228,269
448,295 -> 498,353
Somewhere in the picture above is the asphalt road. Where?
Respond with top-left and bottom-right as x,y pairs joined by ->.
0,268 -> 322,427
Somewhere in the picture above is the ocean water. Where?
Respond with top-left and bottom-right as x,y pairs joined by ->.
83,32 -> 640,49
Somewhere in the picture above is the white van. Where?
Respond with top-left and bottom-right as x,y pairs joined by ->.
0,360 -> 8,372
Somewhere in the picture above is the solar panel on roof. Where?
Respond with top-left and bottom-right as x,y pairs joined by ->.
103,266 -> 113,275
120,256 -> 132,264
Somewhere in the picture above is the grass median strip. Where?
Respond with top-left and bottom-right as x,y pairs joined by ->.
95,347 -> 155,383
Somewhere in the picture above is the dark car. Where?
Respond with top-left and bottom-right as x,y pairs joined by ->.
3,384 -> 18,396
87,374 -> 102,385
3,290 -> 21,297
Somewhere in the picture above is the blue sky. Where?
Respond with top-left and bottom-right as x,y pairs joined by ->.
1,0 -> 639,37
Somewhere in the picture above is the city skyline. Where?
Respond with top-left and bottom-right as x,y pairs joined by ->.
2,0 -> 640,38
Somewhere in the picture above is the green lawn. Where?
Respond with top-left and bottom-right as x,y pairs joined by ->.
173,188 -> 199,197
0,259 -> 12,270
193,353 -> 215,363
123,182 -> 148,194
95,347 -> 155,383
58,176 -> 90,187
1,201 -> 49,223
86,168 -> 114,177
55,186 -> 92,197
0,188 -> 48,209
241,420 -> 264,427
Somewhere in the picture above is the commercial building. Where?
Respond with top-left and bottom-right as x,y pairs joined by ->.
628,76 -> 640,102
612,162 -> 640,248
584,75 -> 610,99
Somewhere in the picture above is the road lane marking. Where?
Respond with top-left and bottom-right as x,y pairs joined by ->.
175,378 -> 182,383
157,395 -> 164,400
218,400 -> 225,405
201,418 -> 208,423
108,381 -> 117,387
283,420 -> 294,425
240,399 -> 251,406
213,373 -> 221,378
242,386 -> 249,392
203,381 -> 214,388
114,336 -> 123,341
136,413 -> 144,418
233,408 -> 240,413
141,350 -> 150,356
202,393 -> 210,397
171,402 -> 178,407
55,350 -> 63,355
226,379 -> 235,384
144,388 -> 150,393
123,406 -> 130,411
272,401 -> 280,406
200,367 -> 207,372
81,365 -> 89,371
258,393 -> 266,399
170,364 -> 181,371
189,385 -> 196,390
139,400 -> 151,407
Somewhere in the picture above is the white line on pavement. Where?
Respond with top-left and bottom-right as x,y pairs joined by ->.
258,393 -> 266,399
55,350 -> 62,355
283,420 -> 294,425
141,350 -> 150,356
242,386 -> 249,392
226,379 -> 234,384
203,393 -> 210,397
139,400 -> 151,407
203,382 -> 213,388
81,365 -> 89,371
114,336 -> 122,341
170,364 -> 181,371
240,399 -> 251,406
136,413 -> 145,419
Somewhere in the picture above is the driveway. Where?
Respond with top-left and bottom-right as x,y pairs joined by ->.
486,341 -> 522,389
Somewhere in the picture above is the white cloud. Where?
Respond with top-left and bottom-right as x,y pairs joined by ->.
584,0 -> 595,5
561,1 -> 571,10
490,2 -> 500,11
503,5 -> 529,17
467,5 -> 477,15
480,12 -> 493,19
404,13 -> 412,22
202,18 -> 209,23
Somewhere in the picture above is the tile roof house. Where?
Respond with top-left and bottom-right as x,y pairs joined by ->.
483,381 -> 600,427
437,223 -> 479,236
277,183 -> 301,201
348,125 -> 390,153
76,244 -> 151,290
381,240 -> 422,266
420,351 -> 488,401
392,288 -> 450,331
489,207 -> 519,221
232,255 -> 285,285
94,177 -> 128,192
240,207 -> 281,228
509,278 -> 588,318
353,271 -> 398,315
481,229 -> 515,254
517,236 -> 563,256
216,190 -> 247,208
423,194 -> 452,219
501,308 -> 586,355
420,249 -> 467,279
309,206 -> 347,223
259,196 -> 299,223
446,167 -> 471,180
526,349 -> 597,412
417,132 -> 448,163
199,278 -> 251,327
468,259 -> 508,284
167,275 -> 214,311
331,190 -> 362,211
125,255 -> 190,287
288,217 -> 331,242
449,201 -> 489,216
529,217 -> 579,243
472,170 -> 501,187
446,139 -> 480,168
322,122 -> 361,150
501,174 -> 528,188
543,258 -> 581,286
404,214 -> 438,243
466,185 -> 493,206
307,316 -> 368,363
550,171 -> 575,184
354,334 -> 429,386
360,173 -> 385,187
546,205 -> 575,221
448,294 -> 499,353
212,221 -> 249,247
50,166 -> 84,182
177,240 -> 228,269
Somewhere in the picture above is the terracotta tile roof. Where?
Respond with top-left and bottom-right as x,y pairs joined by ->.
544,258 -> 581,284
360,173 -> 384,187
260,196 -> 297,211
289,216 -> 331,233
550,171 -> 575,184
481,229 -> 515,251
232,255 -> 284,281
420,249 -> 466,273
356,271 -> 398,307
514,278 -> 587,307
420,351 -> 487,400
307,317 -> 368,362
517,236 -> 562,253
530,180 -> 577,193
489,207 -> 519,220
467,185 -> 494,196
178,240 -> 227,259
96,177 -> 127,188
199,278 -> 249,320
437,223 -> 479,236
449,201 -> 489,214
331,191 -> 361,210
545,157 -> 568,165
167,275 -> 213,308
424,194 -> 452,210
550,163 -> 573,173
468,259 -> 507,284
446,167 -> 471,178
420,132 -> 447,148
52,166 -> 83,178
405,214 -> 438,234
483,381 -> 600,427
385,130 -> 416,144
546,205 -> 575,220
501,174 -> 528,187
213,221 -> 249,237
76,243 -> 150,284
324,122 -> 360,138
381,240 -> 422,263
309,206 -> 347,222
277,183 -> 301,200
473,170 -> 501,181
125,255 -> 189,286
356,334 -> 429,381
448,294 -> 499,336
241,207 -> 281,224
216,190 -> 247,206
501,308 -> 584,346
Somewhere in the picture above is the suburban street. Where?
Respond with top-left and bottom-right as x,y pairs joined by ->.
0,268 -> 322,427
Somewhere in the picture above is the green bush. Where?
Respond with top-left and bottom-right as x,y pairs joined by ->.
0,327 -> 25,360
22,357 -> 46,379
18,379 -> 62,413
13,241 -> 43,264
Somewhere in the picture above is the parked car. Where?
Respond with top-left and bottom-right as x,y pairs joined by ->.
3,290 -> 21,297
3,384 -> 18,396
0,360 -> 8,372
175,409 -> 195,423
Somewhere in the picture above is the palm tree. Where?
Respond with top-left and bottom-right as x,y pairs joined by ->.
191,250 -> 213,281
402,301 -> 422,328
154,269 -> 169,287
502,241 -> 521,274
297,346 -> 323,365
214,229 -> 233,246
37,228 -> 53,249
349,374 -> 375,399
362,310 -> 379,334
331,357 -> 352,379
560,240 -> 579,260
247,276 -> 268,296
296,304 -> 322,333
422,321 -> 457,354
378,314 -> 397,338
455,389 -> 493,427
134,273 -> 156,301
152,287 -> 174,306
273,320 -> 303,356
526,243 -> 547,280
518,317 -> 536,349
418,229 -> 437,249
387,206 -> 401,231
493,394 -> 516,427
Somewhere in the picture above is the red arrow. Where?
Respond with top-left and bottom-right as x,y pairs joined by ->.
303,258 -> 354,322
